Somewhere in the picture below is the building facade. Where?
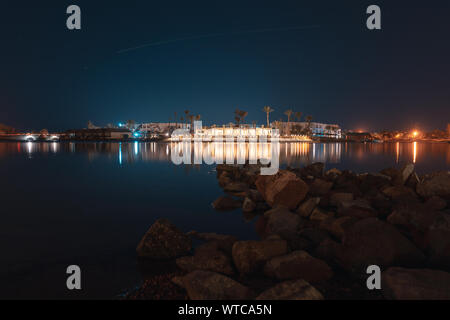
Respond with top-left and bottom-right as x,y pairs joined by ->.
273,121 -> 342,139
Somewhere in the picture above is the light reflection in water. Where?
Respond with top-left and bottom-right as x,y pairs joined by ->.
1,141 -> 449,172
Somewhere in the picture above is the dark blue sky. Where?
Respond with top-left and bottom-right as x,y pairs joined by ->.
1,0 -> 449,132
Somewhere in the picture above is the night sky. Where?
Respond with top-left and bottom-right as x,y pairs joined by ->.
1,0 -> 449,132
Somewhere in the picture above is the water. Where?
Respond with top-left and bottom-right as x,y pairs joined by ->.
0,141 -> 449,299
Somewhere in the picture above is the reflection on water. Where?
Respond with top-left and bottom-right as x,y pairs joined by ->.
0,141 -> 449,173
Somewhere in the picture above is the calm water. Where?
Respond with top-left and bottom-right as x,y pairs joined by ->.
0,141 -> 449,299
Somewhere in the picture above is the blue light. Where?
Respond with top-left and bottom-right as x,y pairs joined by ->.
133,132 -> 140,137
118,123 -> 123,127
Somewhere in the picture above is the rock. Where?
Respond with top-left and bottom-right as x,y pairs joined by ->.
136,218 -> 192,259
333,172 -> 361,196
320,216 -> 358,240
232,239 -> 288,275
336,218 -> 425,272
380,167 -> 403,186
218,172 -> 232,188
223,182 -> 248,193
247,189 -> 264,203
325,168 -> 342,177
303,163 -> 325,178
329,193 -> 354,207
309,179 -> 333,196
255,170 -> 309,210
405,172 -> 420,189
298,228 -> 330,247
296,197 -> 320,218
242,197 -> 256,213
182,270 -> 254,300
264,207 -> 302,240
416,172 -> 450,199
382,267 -> 450,300
426,213 -> 450,267
310,208 -> 335,222
187,232 -> 237,254
212,195 -> 242,211
314,238 -> 341,263
171,276 -> 185,288
176,243 -> 234,275
337,199 -> 378,219
256,279 -> 323,300
425,196 -> 447,211
359,174 -> 392,194
401,164 -> 415,184
263,250 -> 333,282
382,185 -> 418,200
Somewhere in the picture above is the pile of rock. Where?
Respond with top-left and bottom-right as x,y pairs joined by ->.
134,163 -> 450,300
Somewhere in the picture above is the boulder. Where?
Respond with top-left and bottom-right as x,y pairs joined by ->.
380,167 -> 403,185
242,197 -> 256,213
296,197 -> 320,218
325,168 -> 342,178
256,279 -> 323,300
247,189 -> 264,203
416,172 -> 450,199
329,193 -> 354,207
426,213 -> 450,267
182,270 -> 254,300
302,163 -> 325,178
310,208 -> 335,222
255,170 -> 309,210
212,196 -> 242,211
136,218 -> 192,259
188,232 -> 237,255
263,250 -> 333,282
425,196 -> 447,211
337,199 -> 378,219
298,228 -> 330,247
319,216 -> 358,240
309,179 -> 333,196
223,182 -> 248,193
264,207 -> 302,240
232,239 -> 288,275
401,164 -> 415,184
336,218 -> 425,272
176,242 -> 234,275
382,185 -> 418,200
382,267 -> 450,300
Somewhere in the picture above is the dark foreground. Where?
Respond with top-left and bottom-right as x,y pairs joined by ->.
128,163 -> 450,300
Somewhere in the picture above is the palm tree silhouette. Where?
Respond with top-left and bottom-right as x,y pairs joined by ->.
284,109 -> 293,136
263,106 -> 274,127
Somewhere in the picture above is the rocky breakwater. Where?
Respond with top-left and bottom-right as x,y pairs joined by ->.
130,164 -> 450,300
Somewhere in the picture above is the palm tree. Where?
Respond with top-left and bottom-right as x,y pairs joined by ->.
174,112 -> 178,128
238,110 -> 248,124
295,111 -> 302,122
284,109 -> 293,136
188,114 -> 195,131
184,110 -> 190,124
305,115 -> 313,135
263,106 -> 274,127
234,116 -> 241,126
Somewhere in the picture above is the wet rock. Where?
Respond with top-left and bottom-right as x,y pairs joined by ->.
255,170 -> 309,210
336,218 -> 425,272
136,218 -> 192,259
382,267 -> 450,300
264,207 -> 302,240
263,250 -> 333,282
212,196 -> 242,211
380,167 -> 403,186
187,231 -> 237,254
309,179 -> 333,196
303,162 -> 325,178
416,171 -> 450,199
256,279 -> 323,300
247,188 -> 264,203
176,242 -> 234,275
298,228 -> 330,247
218,172 -> 232,188
232,239 -> 288,275
242,197 -> 256,213
223,182 -> 248,193
310,208 -> 335,222
329,193 -> 354,207
182,270 -> 254,300
296,197 -> 320,218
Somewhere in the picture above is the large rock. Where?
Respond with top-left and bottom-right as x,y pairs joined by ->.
382,185 -> 417,200
182,270 -> 254,300
417,172 -> 450,199
337,199 -> 378,219
232,239 -> 288,275
176,242 -> 234,275
336,218 -> 425,272
212,195 -> 242,211
382,267 -> 450,300
401,164 -> 415,184
136,219 -> 191,259
264,207 -> 302,240
256,279 -> 323,300
319,216 -> 358,240
329,193 -> 354,207
223,182 -> 248,193
309,208 -> 335,222
263,250 -> 333,282
242,197 -> 256,213
187,231 -> 237,254
426,213 -> 450,267
296,197 -> 320,218
255,170 -> 309,210
309,179 -> 333,196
